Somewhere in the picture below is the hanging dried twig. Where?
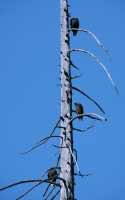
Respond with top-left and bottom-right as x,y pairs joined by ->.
69,28 -> 109,56
70,49 -> 119,94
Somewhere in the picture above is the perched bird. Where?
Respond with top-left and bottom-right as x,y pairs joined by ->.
48,167 -> 58,183
74,102 -> 84,120
43,168 -> 58,198
70,17 -> 79,36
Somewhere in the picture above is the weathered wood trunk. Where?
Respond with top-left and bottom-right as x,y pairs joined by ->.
60,0 -> 74,199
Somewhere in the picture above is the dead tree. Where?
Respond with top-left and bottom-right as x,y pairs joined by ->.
0,0 -> 118,199
60,0 -> 74,199
59,0 -> 117,199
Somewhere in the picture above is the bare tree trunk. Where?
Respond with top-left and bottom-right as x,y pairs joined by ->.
60,0 -> 74,200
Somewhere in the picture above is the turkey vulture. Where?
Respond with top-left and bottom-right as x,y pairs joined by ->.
70,17 -> 79,36
74,103 -> 84,119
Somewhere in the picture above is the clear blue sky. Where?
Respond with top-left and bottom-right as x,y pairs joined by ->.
0,0 -> 124,199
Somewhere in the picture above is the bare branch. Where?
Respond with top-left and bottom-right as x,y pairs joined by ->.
85,112 -> 107,121
0,179 -> 60,192
43,184 -> 54,199
68,145 -> 81,175
69,113 -> 107,124
0,180 -> 41,191
70,49 -> 119,94
54,140 -> 93,180
20,135 -> 63,155
71,73 -> 82,80
54,145 -> 81,175
73,124 -> 94,133
50,189 -> 60,200
0,179 -> 43,191
44,186 -> 56,200
38,117 -> 62,143
53,145 -> 67,149
70,60 -> 79,71
72,86 -> 105,114
69,28 -> 109,56
19,117 -> 62,155
57,126 -> 66,129
35,117 -> 63,146
16,182 -> 42,200
56,153 -> 60,167
43,167 -> 60,199
73,148 -> 78,162
74,172 -> 93,178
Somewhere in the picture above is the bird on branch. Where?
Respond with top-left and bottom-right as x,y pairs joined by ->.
70,17 -> 79,36
43,167 -> 58,198
48,167 -> 58,183
74,102 -> 84,120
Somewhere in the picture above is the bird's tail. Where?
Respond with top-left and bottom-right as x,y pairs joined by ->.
73,30 -> 77,36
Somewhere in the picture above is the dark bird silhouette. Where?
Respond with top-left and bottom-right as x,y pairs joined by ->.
74,102 -> 84,119
48,167 -> 58,183
70,17 -> 79,36
43,168 -> 58,198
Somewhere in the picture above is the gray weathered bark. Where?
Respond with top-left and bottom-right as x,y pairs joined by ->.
60,0 -> 74,199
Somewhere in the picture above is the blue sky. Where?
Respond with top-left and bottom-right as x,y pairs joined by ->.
0,0 -> 125,199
